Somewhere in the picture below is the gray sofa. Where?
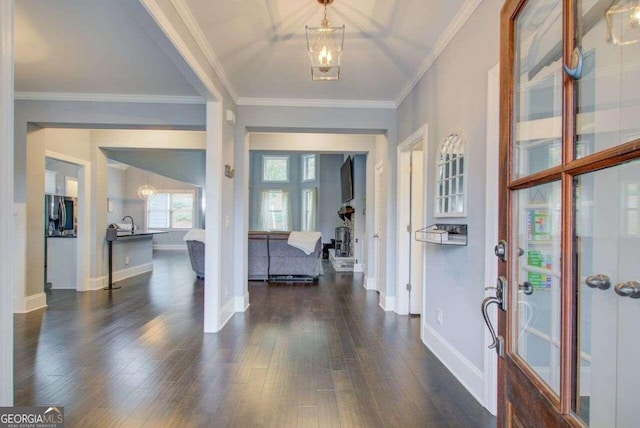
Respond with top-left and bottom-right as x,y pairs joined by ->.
186,240 -> 205,279
248,231 -> 322,281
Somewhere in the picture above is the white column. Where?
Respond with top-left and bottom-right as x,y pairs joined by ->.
204,101 -> 223,332
0,0 -> 15,406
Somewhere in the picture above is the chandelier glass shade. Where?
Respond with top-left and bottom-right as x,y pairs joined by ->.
137,184 -> 157,200
606,0 -> 640,45
306,0 -> 344,81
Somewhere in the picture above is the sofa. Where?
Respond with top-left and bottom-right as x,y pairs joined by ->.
184,229 -> 205,279
248,231 -> 322,281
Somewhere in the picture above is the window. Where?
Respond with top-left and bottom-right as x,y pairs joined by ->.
435,133 -> 466,217
301,188 -> 317,231
302,154 -> 316,181
263,155 -> 289,182
259,190 -> 291,231
147,191 -> 195,229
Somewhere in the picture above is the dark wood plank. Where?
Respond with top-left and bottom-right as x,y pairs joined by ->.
14,252 -> 495,427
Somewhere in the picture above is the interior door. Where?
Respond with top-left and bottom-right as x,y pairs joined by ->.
491,0 -> 640,426
375,163 -> 385,292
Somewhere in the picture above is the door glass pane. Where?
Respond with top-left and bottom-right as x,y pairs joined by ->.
575,0 -> 640,158
512,181 -> 562,394
513,0 -> 563,178
574,158 -> 640,426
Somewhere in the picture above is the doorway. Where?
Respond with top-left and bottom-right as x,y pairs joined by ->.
396,125 -> 428,315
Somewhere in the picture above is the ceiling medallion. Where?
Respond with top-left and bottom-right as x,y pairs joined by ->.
305,0 -> 345,81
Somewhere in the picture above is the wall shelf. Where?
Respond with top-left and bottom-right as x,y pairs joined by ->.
415,224 -> 468,246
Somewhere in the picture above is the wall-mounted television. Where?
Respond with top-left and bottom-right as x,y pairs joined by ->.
341,156 -> 353,203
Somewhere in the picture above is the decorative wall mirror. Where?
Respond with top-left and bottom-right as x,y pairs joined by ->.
434,133 -> 467,217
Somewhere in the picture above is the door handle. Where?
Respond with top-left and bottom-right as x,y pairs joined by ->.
519,281 -> 534,295
585,274 -> 611,290
563,47 -> 583,80
614,281 -> 640,299
481,276 -> 507,358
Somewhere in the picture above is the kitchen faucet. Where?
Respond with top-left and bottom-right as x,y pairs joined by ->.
122,215 -> 135,234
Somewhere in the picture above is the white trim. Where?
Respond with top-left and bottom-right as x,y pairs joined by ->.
13,293 -> 47,314
139,0 -> 224,102
218,298 -> 235,331
483,63 -> 500,416
107,162 -> 130,171
234,292 -> 250,312
378,292 -> 395,312
44,150 -> 91,295
396,125 -> 429,316
395,0 -> 485,106
169,0 -> 239,102
363,275 -> 376,290
422,323 -> 485,406
353,263 -> 364,273
14,91 -> 204,104
1,1 -> 15,405
153,244 -> 187,251
86,262 -> 154,291
237,97 -> 396,109
13,203 -> 26,316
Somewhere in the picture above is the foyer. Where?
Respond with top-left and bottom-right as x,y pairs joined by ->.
14,252 -> 494,427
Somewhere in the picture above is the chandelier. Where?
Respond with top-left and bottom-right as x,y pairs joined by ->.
305,0 -> 345,81
606,0 -> 640,45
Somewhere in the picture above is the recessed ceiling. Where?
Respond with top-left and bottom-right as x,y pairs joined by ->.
14,0 -> 199,97
14,0 -> 475,104
182,0 -> 468,101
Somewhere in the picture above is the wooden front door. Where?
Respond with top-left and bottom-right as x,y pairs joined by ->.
489,0 -> 640,426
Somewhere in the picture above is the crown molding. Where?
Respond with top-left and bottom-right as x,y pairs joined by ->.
395,0 -> 485,107
14,91 -> 205,104
169,0 -> 239,103
237,97 -> 397,109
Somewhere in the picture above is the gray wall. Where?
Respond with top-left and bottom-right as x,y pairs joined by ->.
318,154 -> 344,244
45,158 -> 79,196
396,0 -> 502,371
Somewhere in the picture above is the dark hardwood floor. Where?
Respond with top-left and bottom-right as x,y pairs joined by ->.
14,251 -> 495,427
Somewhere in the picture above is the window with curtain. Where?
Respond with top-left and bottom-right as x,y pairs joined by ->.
259,189 -> 291,231
147,191 -> 195,229
301,188 -> 317,231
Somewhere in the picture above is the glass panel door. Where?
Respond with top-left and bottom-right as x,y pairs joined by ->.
575,0 -> 640,158
511,181 -> 562,394
513,0 -> 564,178
575,158 -> 640,426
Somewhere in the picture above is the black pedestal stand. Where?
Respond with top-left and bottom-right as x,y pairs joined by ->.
104,240 -> 121,290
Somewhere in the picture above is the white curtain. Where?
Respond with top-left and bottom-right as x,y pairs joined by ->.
259,190 -> 291,231
303,188 -> 318,231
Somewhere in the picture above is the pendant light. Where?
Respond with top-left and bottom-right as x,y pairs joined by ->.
607,0 -> 640,45
305,0 -> 345,81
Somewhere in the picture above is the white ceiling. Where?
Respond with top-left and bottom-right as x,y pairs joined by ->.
183,0 -> 467,102
14,0 -> 199,97
14,0 -> 475,104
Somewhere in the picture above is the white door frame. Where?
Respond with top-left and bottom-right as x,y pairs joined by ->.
483,63 -> 500,416
44,151 -> 92,293
0,0 -> 14,406
396,124 -> 428,316
374,160 -> 384,294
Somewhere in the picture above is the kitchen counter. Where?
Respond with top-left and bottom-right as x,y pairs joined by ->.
115,229 -> 167,240
45,234 -> 77,238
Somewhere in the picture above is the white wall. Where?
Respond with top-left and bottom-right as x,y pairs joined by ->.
396,0 -> 502,397
352,154 -> 367,267
106,166 -> 125,226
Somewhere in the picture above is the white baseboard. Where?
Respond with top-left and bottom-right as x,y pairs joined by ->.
422,323 -> 484,406
14,292 -> 47,314
86,262 -> 154,291
363,275 -> 377,290
234,292 -> 250,312
219,297 -> 235,331
354,263 -> 364,273
153,244 -> 187,251
378,292 -> 395,312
